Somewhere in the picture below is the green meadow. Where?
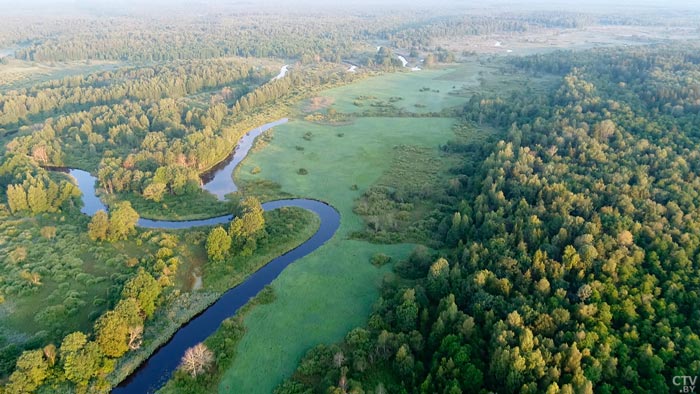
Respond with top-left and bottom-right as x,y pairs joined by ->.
319,64 -> 483,114
216,61 -> 483,393
223,117 -> 457,394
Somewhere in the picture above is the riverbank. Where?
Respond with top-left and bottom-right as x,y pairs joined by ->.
108,206 -> 321,392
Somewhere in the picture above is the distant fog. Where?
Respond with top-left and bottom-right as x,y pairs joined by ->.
1,0 -> 698,16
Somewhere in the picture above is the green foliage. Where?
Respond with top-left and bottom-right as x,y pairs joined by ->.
3,350 -> 49,394
6,184 -> 28,212
107,202 -> 139,241
88,210 -> 109,241
228,197 -> 266,256
205,207 -> 318,292
352,145 -> 459,245
370,253 -> 392,267
60,332 -> 109,388
0,211 -> 147,379
122,269 -> 161,318
206,227 -> 231,262
94,298 -> 142,358
142,182 -> 167,202
4,170 -> 79,215
39,226 -> 56,239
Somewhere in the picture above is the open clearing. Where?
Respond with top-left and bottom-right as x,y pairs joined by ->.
317,63 -> 484,114
218,50 -> 484,388
0,58 -> 122,89
224,117 -> 459,394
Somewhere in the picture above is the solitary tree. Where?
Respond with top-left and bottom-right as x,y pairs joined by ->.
180,343 -> 214,378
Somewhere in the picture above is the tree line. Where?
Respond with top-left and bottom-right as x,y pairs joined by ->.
0,59 -> 265,128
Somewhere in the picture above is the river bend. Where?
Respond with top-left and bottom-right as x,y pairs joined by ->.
50,119 -> 339,393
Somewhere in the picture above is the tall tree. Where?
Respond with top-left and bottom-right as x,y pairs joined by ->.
3,350 -> 49,394
88,210 -> 109,241
6,184 -> 29,213
94,298 -> 142,358
206,226 -> 231,262
108,202 -> 139,241
229,197 -> 266,255
122,269 -> 161,318
179,343 -> 213,378
59,332 -> 105,389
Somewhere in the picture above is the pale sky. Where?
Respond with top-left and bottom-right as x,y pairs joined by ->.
1,0 -> 699,15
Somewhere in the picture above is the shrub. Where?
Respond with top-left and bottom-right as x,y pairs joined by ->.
370,253 -> 392,267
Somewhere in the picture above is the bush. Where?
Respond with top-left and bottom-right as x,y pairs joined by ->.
297,168 -> 308,175
370,253 -> 392,267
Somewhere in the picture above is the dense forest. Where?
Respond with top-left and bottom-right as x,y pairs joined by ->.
276,45 -> 700,394
2,10 -> 695,65
0,58 -> 362,217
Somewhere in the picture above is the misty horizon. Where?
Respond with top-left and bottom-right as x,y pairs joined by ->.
1,0 -> 699,16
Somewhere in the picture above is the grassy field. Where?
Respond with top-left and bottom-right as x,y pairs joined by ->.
0,58 -> 122,89
218,115 -> 461,393
316,63 -> 484,114
297,60 -> 556,120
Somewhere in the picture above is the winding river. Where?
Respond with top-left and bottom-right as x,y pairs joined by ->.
52,119 -> 340,393
202,118 -> 288,201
